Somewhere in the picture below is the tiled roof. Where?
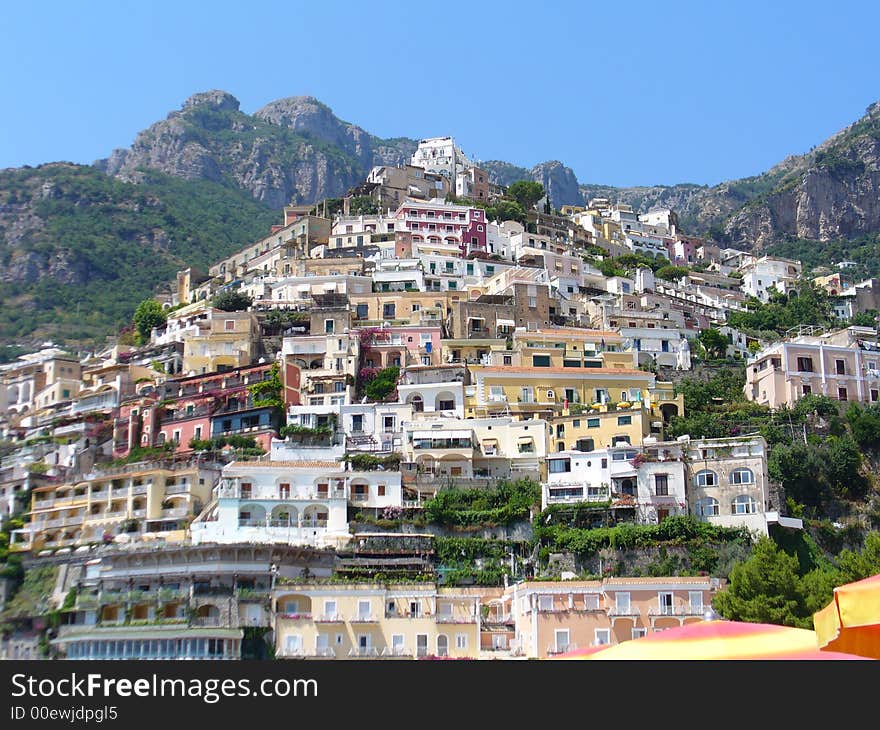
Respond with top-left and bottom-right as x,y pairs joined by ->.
471,366 -> 646,376
228,460 -> 342,469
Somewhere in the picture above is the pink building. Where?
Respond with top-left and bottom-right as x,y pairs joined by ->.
394,200 -> 486,258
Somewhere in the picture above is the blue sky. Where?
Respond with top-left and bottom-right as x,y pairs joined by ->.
1,0 -> 878,187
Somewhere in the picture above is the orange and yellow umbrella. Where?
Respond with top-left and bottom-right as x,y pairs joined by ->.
553,620 -> 870,660
814,572 -> 880,659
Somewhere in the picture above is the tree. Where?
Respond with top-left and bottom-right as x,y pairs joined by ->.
132,299 -> 167,344
364,366 -> 399,402
655,264 -> 690,281
506,180 -> 545,211
485,199 -> 526,225
213,289 -> 253,312
713,537 -> 811,628
697,328 -> 728,360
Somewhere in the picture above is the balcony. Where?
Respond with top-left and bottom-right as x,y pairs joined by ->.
276,613 -> 313,621
131,509 -> 146,518
608,607 -> 642,622
348,647 -> 380,658
647,605 -> 704,618
89,490 -> 110,501
306,647 -> 337,659
159,507 -> 189,519
315,614 -> 344,623
381,646 -> 413,658
436,614 -> 477,624
165,484 -> 189,495
350,613 -> 378,623
546,643 -> 577,656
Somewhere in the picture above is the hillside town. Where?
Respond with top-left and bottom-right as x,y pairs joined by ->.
3,135 -> 879,661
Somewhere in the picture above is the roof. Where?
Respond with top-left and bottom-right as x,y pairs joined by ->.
470,366 -> 647,376
228,460 -> 342,469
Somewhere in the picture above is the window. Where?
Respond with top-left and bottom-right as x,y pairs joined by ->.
382,303 -> 396,319
689,591 -> 704,614
838,387 -> 848,401
334,381 -> 344,393
377,484 -> 385,497
587,417 -> 600,428
694,470 -> 717,487
632,628 -> 647,640
358,600 -> 371,620
355,304 -> 369,320
409,601 -> 421,618
520,387 -> 534,404
538,595 -> 554,612
548,459 -> 571,473
658,592 -> 674,615
284,635 -> 302,655
729,468 -> 754,485
584,594 -> 600,610
654,474 -> 669,496
324,319 -> 334,334
802,384 -> 812,395
528,297 -> 537,308
836,359 -> 846,375
575,438 -> 594,452
872,389 -> 879,402
796,356 -> 813,372
695,497 -> 719,516
554,629 -> 570,654
383,415 -> 396,432
617,415 -> 632,425
323,600 -> 337,620
224,320 -> 236,331
532,355 -> 551,367
455,634 -> 468,650
615,592 -> 630,615
732,494 -> 758,514
594,629 -> 611,646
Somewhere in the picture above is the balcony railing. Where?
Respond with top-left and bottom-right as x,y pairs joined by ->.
648,605 -> 704,617
315,614 -> 344,623
350,613 -> 378,623
348,647 -> 380,658
435,615 -> 477,624
607,607 -> 642,618
381,646 -> 413,658
165,484 -> 189,495
547,643 -> 577,656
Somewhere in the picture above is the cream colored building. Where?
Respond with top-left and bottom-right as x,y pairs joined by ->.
273,582 -> 481,659
11,461 -> 219,552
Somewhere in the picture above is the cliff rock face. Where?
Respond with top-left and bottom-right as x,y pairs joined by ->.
97,91 -> 417,208
723,109 -> 880,248
483,160 -> 584,207
530,160 -> 583,208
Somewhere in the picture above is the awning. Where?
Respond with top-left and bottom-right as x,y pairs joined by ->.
517,436 -> 535,443
481,438 -> 498,444
496,319 -> 515,327
412,429 -> 472,440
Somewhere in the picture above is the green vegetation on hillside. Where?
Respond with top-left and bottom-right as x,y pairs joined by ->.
0,164 -> 278,349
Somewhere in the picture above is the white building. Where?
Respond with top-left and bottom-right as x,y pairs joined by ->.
190,460 -> 402,549
739,256 -> 802,302
410,137 -> 473,181
543,440 -> 688,523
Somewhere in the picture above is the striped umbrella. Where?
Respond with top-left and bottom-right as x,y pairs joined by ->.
552,620 -> 870,660
814,572 -> 880,659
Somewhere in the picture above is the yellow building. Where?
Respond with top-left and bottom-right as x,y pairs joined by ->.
182,310 -> 260,376
272,582 -> 481,659
466,364 -> 684,429
11,462 -> 219,552
349,290 -> 460,327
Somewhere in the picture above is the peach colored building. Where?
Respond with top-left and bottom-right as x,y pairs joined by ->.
746,326 -> 880,408
492,577 -> 721,658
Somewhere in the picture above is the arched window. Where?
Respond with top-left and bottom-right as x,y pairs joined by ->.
729,468 -> 754,485
732,495 -> 758,514
695,497 -> 719,516
694,470 -> 717,488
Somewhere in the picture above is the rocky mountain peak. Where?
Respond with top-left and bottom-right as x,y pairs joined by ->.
180,90 -> 241,113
